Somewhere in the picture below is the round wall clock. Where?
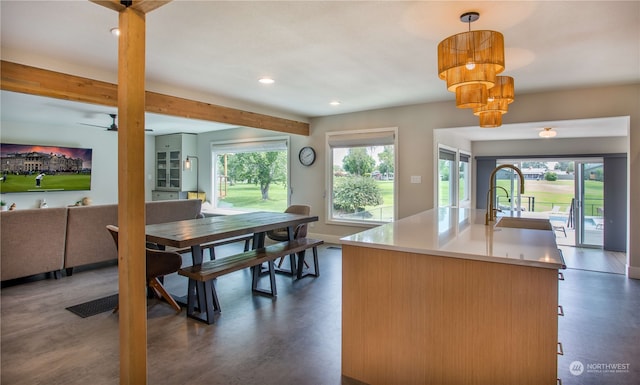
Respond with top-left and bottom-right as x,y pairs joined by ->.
298,146 -> 316,166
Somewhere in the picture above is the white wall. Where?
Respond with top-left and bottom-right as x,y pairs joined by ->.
189,85 -> 640,265
3,84 -> 638,278
473,137 -> 628,157
0,120 -> 155,209
304,84 -> 639,277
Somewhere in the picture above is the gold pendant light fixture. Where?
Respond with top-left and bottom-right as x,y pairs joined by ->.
473,75 -> 515,128
438,12 -> 514,127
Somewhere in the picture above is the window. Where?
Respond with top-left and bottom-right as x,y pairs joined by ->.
438,147 -> 456,207
327,128 -> 397,225
438,147 -> 471,208
210,137 -> 289,213
459,152 -> 471,207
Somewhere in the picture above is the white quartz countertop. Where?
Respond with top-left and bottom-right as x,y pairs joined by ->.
340,208 -> 566,270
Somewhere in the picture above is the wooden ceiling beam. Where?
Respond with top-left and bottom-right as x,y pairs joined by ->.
1,60 -> 118,106
90,0 -> 170,14
145,91 -> 310,135
128,0 -> 171,14
0,60 -> 310,135
90,0 -> 127,12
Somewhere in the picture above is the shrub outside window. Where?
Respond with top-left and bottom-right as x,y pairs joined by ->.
327,128 -> 397,225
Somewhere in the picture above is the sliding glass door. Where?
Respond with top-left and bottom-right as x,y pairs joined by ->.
493,157 -> 604,248
575,161 -> 604,248
482,155 -> 625,253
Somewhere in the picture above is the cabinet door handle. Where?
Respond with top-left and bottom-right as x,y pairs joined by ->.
557,342 -> 564,355
558,271 -> 565,281
558,305 -> 564,316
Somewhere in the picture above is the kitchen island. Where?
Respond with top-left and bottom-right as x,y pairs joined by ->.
340,208 -> 565,385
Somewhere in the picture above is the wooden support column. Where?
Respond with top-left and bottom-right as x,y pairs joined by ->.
117,6 -> 148,385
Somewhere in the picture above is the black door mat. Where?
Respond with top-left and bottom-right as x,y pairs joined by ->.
65,294 -> 118,318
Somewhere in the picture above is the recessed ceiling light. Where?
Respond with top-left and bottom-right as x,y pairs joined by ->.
110,27 -> 120,37
258,77 -> 274,84
539,127 -> 557,138
329,100 -> 341,106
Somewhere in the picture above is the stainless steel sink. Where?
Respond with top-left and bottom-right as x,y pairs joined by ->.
494,217 -> 553,231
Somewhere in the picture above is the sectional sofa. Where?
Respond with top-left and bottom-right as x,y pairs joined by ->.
1,199 -> 202,282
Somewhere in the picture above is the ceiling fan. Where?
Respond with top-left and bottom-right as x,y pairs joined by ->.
81,113 -> 153,132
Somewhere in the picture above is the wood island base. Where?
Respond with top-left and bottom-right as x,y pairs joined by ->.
341,244 -> 559,385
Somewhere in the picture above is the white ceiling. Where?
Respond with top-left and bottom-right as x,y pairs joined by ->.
1,1 -> 638,139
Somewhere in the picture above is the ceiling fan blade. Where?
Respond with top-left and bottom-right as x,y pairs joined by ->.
80,119 -> 153,132
106,126 -> 153,132
80,123 -> 109,129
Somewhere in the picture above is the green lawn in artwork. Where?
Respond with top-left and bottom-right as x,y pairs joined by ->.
0,173 -> 91,193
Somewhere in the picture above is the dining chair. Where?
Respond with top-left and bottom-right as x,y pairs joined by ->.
266,205 -> 311,272
106,225 -> 183,313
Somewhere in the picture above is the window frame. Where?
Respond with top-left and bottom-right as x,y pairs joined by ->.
437,144 -> 472,208
209,136 -> 290,212
459,151 -> 472,208
438,145 -> 457,208
325,127 -> 398,227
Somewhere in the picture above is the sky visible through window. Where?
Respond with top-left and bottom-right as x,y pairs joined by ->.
333,147 -> 385,167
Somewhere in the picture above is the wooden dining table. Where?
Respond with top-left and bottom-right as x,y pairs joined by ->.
145,210 -> 319,314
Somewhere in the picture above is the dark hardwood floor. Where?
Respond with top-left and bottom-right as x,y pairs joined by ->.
1,244 -> 638,385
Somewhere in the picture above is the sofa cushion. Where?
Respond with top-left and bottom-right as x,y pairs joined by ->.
63,199 -> 202,270
64,204 -> 118,269
145,199 -> 202,225
1,208 -> 67,281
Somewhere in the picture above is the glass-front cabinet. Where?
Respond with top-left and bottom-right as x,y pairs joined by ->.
153,133 -> 197,200
168,150 -> 181,188
156,151 -> 168,188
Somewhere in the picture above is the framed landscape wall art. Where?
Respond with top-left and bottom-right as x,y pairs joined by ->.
0,143 -> 92,193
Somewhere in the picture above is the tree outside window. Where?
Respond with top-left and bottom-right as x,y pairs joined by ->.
328,129 -> 397,224
212,139 -> 288,212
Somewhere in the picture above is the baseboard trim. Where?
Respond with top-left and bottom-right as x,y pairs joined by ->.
307,232 -> 344,245
626,264 -> 640,280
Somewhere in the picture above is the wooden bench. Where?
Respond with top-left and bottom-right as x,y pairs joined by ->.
168,234 -> 254,259
178,237 -> 323,324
